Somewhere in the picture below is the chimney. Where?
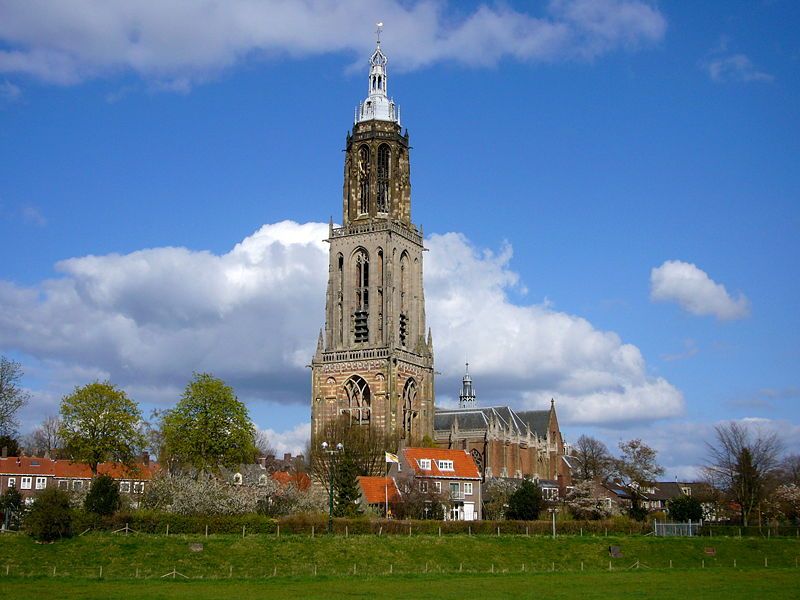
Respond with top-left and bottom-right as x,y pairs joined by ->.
1,446 -> 7,458
283,452 -> 291,463
142,452 -> 150,466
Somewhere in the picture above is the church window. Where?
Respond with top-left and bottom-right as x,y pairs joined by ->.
402,378 -> 417,438
342,375 -> 371,425
358,145 -> 370,214
354,249 -> 369,343
377,144 -> 390,213
399,252 -> 409,346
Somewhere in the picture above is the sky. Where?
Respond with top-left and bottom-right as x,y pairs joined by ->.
0,1 -> 798,478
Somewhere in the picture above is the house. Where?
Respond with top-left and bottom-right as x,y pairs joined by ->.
0,455 -> 156,504
357,476 -> 401,517
390,447 -> 482,521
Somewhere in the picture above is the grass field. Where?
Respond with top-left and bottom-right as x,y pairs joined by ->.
1,532 -> 799,598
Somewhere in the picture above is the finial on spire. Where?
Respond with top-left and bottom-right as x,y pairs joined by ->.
376,22 -> 383,45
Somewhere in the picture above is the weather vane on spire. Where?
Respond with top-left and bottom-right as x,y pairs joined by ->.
376,22 -> 384,44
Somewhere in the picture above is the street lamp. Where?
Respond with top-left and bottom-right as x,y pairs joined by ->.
321,441 -> 344,533
548,507 -> 559,539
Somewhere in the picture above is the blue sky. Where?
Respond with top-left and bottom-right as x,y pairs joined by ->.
0,1 -> 798,476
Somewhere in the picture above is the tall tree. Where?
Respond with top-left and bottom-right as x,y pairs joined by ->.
572,435 -> 613,481
0,356 -> 30,436
0,434 -> 21,457
332,451 -> 362,517
506,478 -> 544,521
161,373 -> 256,471
59,381 -> 145,475
24,415 -> 63,457
614,438 -> 664,519
704,422 -> 783,525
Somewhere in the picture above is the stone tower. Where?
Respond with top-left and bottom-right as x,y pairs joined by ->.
310,33 -> 434,445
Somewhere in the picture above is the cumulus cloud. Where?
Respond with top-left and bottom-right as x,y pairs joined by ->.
0,0 -> 666,86
650,260 -> 750,320
0,222 -> 681,428
703,53 -> 773,84
261,422 -> 311,457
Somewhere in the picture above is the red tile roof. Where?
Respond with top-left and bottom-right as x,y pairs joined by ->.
402,448 -> 480,479
358,476 -> 401,504
0,456 -> 156,480
272,471 -> 312,490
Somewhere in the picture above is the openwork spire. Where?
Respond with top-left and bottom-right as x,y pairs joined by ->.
459,362 -> 476,408
356,23 -> 400,124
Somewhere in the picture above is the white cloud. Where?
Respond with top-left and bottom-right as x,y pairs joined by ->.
0,0 -> 666,86
261,422 -> 311,457
650,260 -> 750,320
0,222 -> 682,429
0,79 -> 21,102
703,53 -> 773,84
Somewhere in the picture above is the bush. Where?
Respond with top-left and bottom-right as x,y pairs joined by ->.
667,495 -> 703,522
0,487 -> 24,529
24,488 -> 73,542
84,474 -> 121,516
506,479 -> 544,520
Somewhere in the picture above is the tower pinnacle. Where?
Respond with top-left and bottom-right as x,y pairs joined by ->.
459,362 -> 476,408
356,24 -> 399,124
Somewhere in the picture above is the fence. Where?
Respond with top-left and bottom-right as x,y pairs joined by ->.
654,521 -> 702,537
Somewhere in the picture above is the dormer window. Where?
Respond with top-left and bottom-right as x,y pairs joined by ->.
418,458 -> 431,470
233,472 -> 243,486
437,460 -> 454,471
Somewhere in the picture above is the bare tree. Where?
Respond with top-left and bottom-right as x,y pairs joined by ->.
613,438 -> 664,518
24,415 -> 63,457
254,429 -> 275,458
0,356 -> 30,436
704,422 -> 783,526
572,435 -> 613,481
779,454 -> 800,485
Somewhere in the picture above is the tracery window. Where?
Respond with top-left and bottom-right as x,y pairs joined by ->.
402,378 -> 417,438
358,145 -> 370,214
377,144 -> 390,213
354,249 -> 369,343
343,375 -> 371,425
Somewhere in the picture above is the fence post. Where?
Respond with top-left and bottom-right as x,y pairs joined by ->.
669,560 -> 672,568
229,566 -> 233,578
166,524 -> 169,536
468,525 -> 471,536
608,561 -> 611,571
497,526 -> 500,537
205,524 -> 208,538
277,525 -> 280,538
242,525 -> 246,538
312,525 -> 315,538
99,566 -> 103,579
734,559 -> 737,568
439,527 -> 441,537
273,565 -> 277,577
491,563 -> 494,573
581,561 -> 584,571
765,557 -> 768,568
526,526 -> 529,537
459,562 -> 462,572
345,525 -> 349,538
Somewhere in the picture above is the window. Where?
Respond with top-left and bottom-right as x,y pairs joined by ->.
420,481 -> 428,492
35,477 -> 47,490
464,482 -> 473,495
357,145 -> 370,213
402,378 -> 417,439
119,481 -> 131,493
58,480 -> 68,490
437,460 -> 454,471
343,375 -> 371,425
449,482 -> 460,497
434,481 -> 441,493
7,477 -> 15,488
418,459 -> 431,470
132,482 -> 145,494
21,476 -> 32,490
376,144 -> 390,213
353,249 -> 370,343
72,480 -> 83,490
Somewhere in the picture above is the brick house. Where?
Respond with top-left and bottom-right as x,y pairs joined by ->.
390,447 -> 482,520
0,455 -> 157,505
358,476 -> 401,517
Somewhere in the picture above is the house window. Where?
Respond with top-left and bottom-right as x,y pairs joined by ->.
35,477 -> 47,490
21,476 -> 32,490
58,480 -> 68,490
132,482 -> 145,494
119,481 -> 131,493
437,460 -> 454,471
7,477 -> 15,488
464,482 -> 473,495
72,480 -> 83,490
434,481 -> 441,493
604,498 -> 612,509
418,459 -> 431,470
449,482 -> 460,496
420,481 -> 428,492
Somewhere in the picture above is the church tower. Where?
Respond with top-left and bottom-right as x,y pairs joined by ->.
311,31 -> 435,445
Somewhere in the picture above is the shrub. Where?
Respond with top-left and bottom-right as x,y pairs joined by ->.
24,488 -> 73,542
667,495 -> 703,522
84,474 -> 121,516
0,487 -> 24,529
506,479 -> 543,520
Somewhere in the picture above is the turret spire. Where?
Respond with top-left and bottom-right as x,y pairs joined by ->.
356,23 -> 399,124
459,361 -> 476,408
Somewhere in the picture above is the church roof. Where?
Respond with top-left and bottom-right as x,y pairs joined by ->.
434,405 -> 552,439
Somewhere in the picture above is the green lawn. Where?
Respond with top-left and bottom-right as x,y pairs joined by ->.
1,532 -> 798,598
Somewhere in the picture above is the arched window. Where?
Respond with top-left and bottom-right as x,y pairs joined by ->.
354,249 -> 369,343
399,252 -> 409,346
343,375 -> 371,425
377,144 -> 390,213
402,378 -> 418,438
358,146 -> 370,214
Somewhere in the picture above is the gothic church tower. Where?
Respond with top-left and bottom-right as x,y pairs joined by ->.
311,34 -> 434,445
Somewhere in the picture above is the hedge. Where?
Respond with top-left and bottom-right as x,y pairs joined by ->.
70,510 -> 651,536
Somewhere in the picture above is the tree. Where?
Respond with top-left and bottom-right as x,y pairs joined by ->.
482,478 -> 520,520
161,373 -> 256,471
59,381 -> 145,475
704,422 -> 783,525
667,495 -> 703,522
572,435 -> 613,481
0,434 -> 21,457
83,474 -> 121,516
0,356 -> 30,436
24,488 -> 72,542
779,454 -> 800,485
1,486 -> 24,529
23,415 -> 63,457
565,480 -> 618,520
506,478 -> 544,521
614,438 -> 664,520
333,451 -> 362,517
